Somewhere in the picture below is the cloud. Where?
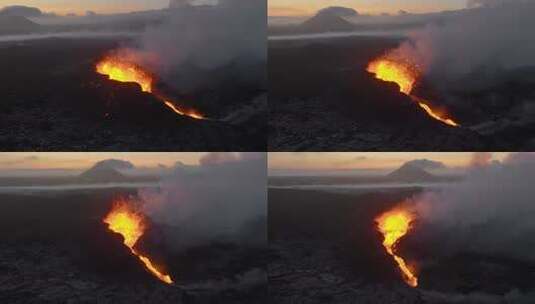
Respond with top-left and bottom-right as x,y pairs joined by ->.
469,152 -> 494,168
139,153 -> 267,249
466,0 -> 531,8
503,152 -> 535,165
199,152 -> 240,166
0,155 -> 40,167
391,0 -> 535,88
412,157 -> 535,261
135,0 -> 266,91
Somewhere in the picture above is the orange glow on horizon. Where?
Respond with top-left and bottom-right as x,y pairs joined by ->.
268,1 -> 464,16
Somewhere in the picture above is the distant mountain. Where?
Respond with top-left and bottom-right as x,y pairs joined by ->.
0,15 -> 40,35
78,165 -> 127,183
387,163 -> 435,182
0,5 -> 42,18
300,13 -> 355,33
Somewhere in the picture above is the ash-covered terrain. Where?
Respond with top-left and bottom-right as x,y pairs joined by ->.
269,2 -> 535,151
0,0 -> 266,151
268,176 -> 535,303
269,36 -> 523,151
0,37 -> 265,151
0,153 -> 269,303
0,188 -> 267,304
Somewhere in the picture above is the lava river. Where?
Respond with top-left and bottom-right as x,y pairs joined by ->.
103,200 -> 173,284
375,207 -> 418,287
367,57 -> 459,127
96,55 -> 204,120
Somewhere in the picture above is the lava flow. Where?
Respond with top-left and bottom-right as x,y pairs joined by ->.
96,55 -> 204,120
103,201 -> 173,284
375,208 -> 418,287
367,57 -> 459,127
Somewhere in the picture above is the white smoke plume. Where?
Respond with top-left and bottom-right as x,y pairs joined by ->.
392,0 -> 535,87
412,152 -> 535,261
136,0 -> 266,91
139,153 -> 267,250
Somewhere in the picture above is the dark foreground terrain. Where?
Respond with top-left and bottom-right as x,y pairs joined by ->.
0,189 -> 267,303
0,37 -> 266,151
268,36 -> 535,151
268,188 -> 535,303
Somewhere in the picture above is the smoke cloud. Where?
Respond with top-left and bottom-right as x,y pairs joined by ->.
393,1 -> 535,86
135,0 -> 266,91
139,153 -> 266,250
412,154 -> 535,261
467,0 -> 532,8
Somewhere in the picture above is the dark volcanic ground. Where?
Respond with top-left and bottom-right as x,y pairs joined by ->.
268,188 -> 535,304
0,189 -> 267,303
268,36 -> 534,151
0,37 -> 266,151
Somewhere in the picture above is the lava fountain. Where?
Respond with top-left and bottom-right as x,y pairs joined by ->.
367,57 -> 459,127
375,208 -> 418,287
103,200 -> 173,284
96,55 -> 204,120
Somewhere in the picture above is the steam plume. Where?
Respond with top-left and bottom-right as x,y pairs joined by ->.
393,1 -> 535,87
139,153 -> 266,250
137,0 -> 266,91
413,153 -> 535,261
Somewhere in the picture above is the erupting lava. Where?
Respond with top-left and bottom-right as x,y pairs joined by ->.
367,57 -> 459,127
375,208 -> 418,287
96,55 -> 204,120
97,57 -> 154,93
103,201 -> 173,284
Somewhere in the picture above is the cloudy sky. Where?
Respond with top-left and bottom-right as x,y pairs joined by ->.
269,152 -> 510,174
0,152 -> 205,171
0,0 -> 169,15
269,0 -> 467,16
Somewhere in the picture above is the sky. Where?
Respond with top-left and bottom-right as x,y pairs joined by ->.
0,0 -> 170,15
268,0 -> 467,16
269,152 -> 509,174
0,152 -> 206,171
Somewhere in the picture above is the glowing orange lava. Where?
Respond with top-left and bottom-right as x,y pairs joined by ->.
96,55 -> 205,120
375,208 -> 418,287
97,57 -> 154,93
164,100 -> 205,120
367,57 -> 459,127
103,201 -> 173,284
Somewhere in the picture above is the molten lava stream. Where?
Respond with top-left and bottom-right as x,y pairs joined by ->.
103,201 -> 173,284
96,57 -> 154,93
375,208 -> 418,287
367,57 -> 459,127
163,100 -> 204,120
96,56 -> 204,120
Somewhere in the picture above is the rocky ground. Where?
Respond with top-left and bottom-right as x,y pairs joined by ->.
269,240 -> 423,304
0,37 -> 266,151
268,188 -> 535,304
0,242 -> 267,304
268,36 -> 535,151
0,190 -> 267,303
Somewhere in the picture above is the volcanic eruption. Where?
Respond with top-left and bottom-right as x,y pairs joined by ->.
103,200 -> 173,285
367,56 -> 459,127
375,207 -> 418,287
96,54 -> 204,120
